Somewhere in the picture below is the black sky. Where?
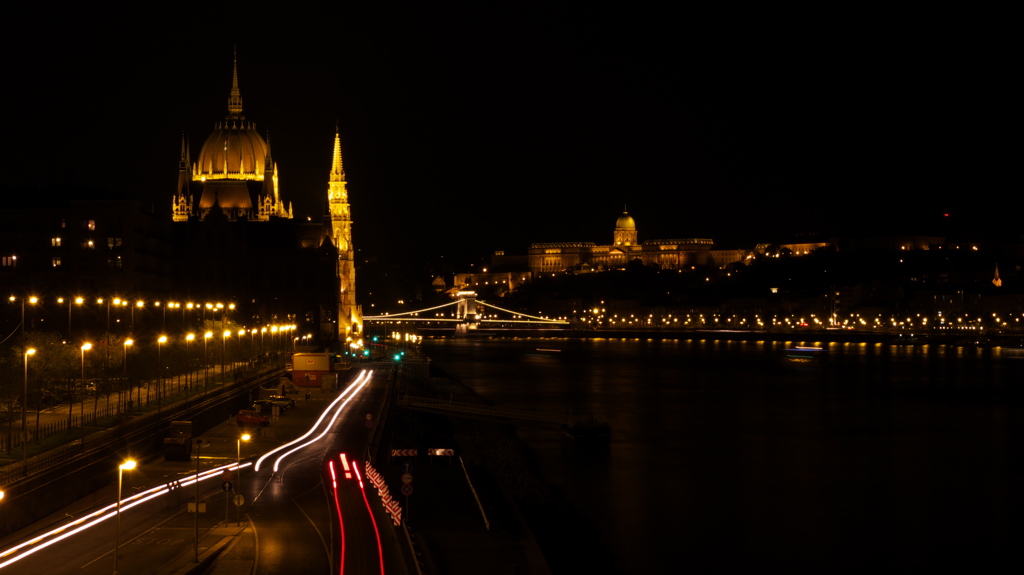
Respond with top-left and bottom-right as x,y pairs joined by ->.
3,6 -> 1010,259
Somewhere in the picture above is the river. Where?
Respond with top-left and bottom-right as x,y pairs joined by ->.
422,336 -> 1023,574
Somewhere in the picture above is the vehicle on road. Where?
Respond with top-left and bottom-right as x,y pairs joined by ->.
236,409 -> 270,427
265,395 -> 296,410
251,399 -> 278,414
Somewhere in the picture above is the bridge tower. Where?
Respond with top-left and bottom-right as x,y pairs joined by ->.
327,129 -> 362,341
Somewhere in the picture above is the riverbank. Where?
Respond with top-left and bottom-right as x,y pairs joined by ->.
419,326 -> 1023,346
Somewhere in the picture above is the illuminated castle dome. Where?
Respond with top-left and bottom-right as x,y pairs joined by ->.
172,52 -> 292,222
613,210 -> 637,246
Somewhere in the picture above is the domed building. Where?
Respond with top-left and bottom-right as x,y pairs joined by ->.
172,55 -> 291,222
528,210 -> 743,274
169,52 -> 360,343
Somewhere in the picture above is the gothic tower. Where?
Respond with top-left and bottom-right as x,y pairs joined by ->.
327,129 -> 362,340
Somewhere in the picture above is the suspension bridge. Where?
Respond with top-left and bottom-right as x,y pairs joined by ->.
363,291 -> 569,333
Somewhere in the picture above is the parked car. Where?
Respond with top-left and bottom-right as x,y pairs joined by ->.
236,409 -> 270,427
251,399 -> 278,414
265,395 -> 296,410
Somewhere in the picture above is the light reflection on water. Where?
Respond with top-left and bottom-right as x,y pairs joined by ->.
423,337 -> 1022,574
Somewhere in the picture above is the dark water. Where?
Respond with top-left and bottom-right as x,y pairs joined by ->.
422,337 -> 1024,574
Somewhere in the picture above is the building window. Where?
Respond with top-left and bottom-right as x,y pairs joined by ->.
2,256 -> 16,267
52,237 -> 62,247
87,220 -> 96,230
107,256 -> 122,269
83,239 -> 95,250
52,257 -> 62,267
107,237 -> 122,249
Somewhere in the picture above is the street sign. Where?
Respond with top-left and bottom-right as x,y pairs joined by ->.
428,448 -> 455,456
402,462 -> 413,473
401,472 -> 413,484
401,483 -> 413,496
366,419 -> 373,428
233,494 -> 245,506
222,470 -> 234,481
391,449 -> 417,457
365,413 -> 373,421
222,481 -> 233,492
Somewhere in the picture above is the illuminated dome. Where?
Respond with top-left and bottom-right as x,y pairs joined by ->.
195,121 -> 267,181
172,51 -> 292,223
615,212 -> 636,229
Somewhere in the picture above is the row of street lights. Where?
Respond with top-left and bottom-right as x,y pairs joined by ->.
8,294 -> 240,338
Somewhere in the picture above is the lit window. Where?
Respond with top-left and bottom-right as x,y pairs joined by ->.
107,237 -> 122,249
52,257 -> 62,267
83,240 -> 95,249
85,219 -> 96,231
51,237 -> 62,247
2,256 -> 16,267
108,257 -> 122,269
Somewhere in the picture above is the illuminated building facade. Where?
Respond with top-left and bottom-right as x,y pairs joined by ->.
528,211 -> 739,274
167,51 -> 357,342
325,130 -> 362,340
172,54 -> 292,223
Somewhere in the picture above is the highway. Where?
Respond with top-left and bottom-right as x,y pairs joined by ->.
0,367 -> 408,575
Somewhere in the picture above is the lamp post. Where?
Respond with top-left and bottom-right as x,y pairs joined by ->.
58,296 -> 83,340
222,330 -> 230,379
236,433 -> 250,525
114,459 -> 137,575
123,339 -> 133,414
185,333 -> 195,393
203,331 -> 212,392
133,300 -> 144,335
23,348 -> 36,471
9,295 -> 38,334
80,343 -> 91,438
237,329 -> 245,370
157,336 -> 167,409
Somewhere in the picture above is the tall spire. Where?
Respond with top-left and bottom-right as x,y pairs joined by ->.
227,46 -> 243,117
331,126 -> 345,180
179,131 -> 189,170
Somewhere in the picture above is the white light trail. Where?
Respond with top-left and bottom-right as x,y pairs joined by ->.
267,371 -> 373,472
0,461 -> 249,569
255,369 -> 371,472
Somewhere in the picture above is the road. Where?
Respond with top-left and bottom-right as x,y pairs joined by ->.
0,366 -> 407,575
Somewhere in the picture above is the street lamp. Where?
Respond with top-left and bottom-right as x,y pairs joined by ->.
236,433 -> 250,525
23,348 -> 36,470
9,295 -> 38,334
114,459 -> 137,575
133,300 -> 144,334
80,343 -> 91,437
203,331 -> 213,392
123,339 -> 133,413
157,336 -> 167,409
237,329 -> 245,370
222,330 -> 230,379
185,333 -> 195,393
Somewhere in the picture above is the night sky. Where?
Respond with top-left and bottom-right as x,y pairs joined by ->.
3,7 -> 1009,260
